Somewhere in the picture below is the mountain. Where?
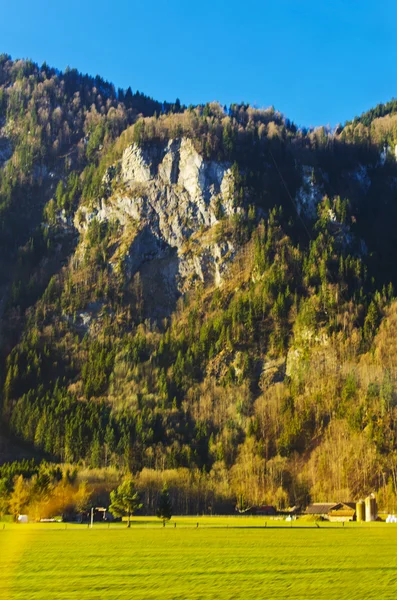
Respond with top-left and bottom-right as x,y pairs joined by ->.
1,54 -> 397,511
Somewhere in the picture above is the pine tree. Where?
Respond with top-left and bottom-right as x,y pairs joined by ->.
364,300 -> 380,341
157,484 -> 172,526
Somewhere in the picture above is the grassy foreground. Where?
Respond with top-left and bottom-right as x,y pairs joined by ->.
1,517 -> 397,599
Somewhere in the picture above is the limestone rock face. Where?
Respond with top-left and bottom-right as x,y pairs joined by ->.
295,166 -> 323,219
121,144 -> 155,184
75,137 -> 239,317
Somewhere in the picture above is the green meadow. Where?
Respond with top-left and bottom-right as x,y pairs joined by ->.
1,517 -> 397,600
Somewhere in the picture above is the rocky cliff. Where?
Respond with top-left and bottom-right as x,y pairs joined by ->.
75,137 -> 239,317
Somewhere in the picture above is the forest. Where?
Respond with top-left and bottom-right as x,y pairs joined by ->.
2,54 -> 397,515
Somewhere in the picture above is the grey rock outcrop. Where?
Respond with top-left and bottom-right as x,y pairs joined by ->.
295,166 -> 323,219
75,137 -> 240,316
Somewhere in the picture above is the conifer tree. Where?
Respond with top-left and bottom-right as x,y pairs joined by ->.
157,484 -> 172,526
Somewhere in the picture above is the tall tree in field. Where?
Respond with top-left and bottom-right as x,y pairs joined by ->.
0,478 -> 10,519
157,484 -> 172,526
109,479 -> 142,528
9,475 -> 30,521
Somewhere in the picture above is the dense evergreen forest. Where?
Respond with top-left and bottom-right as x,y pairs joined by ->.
2,54 -> 397,516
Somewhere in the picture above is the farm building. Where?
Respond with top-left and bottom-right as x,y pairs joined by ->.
328,503 -> 356,522
305,503 -> 338,518
253,505 -> 277,516
306,500 -> 372,521
278,506 -> 299,517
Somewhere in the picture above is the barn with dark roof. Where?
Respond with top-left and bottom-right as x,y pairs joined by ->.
305,503 -> 338,518
306,502 -> 357,521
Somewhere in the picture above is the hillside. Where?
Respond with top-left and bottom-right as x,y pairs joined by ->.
2,54 -> 397,512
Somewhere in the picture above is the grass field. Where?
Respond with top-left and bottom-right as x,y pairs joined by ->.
2,517 -> 397,599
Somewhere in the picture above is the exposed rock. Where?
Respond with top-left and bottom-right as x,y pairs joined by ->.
352,165 -> 371,193
379,146 -> 388,166
259,357 -> 286,389
121,144 -> 156,183
295,166 -> 323,218
64,302 -> 108,334
123,225 -> 169,278
75,137 -> 238,316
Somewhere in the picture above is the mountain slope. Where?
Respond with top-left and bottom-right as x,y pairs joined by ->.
1,55 -> 397,510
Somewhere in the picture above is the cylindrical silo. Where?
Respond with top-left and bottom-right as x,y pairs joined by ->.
365,493 -> 376,521
365,495 -> 372,521
356,500 -> 365,522
370,494 -> 377,521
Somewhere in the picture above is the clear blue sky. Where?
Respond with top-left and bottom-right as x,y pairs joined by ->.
1,0 -> 397,127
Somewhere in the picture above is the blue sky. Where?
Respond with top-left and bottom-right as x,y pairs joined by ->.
1,0 -> 396,127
